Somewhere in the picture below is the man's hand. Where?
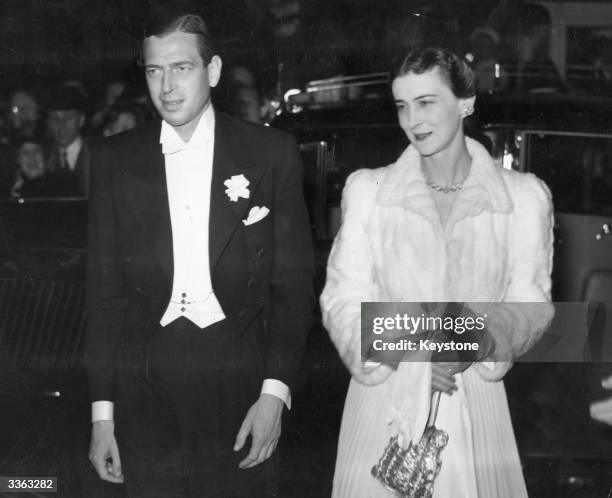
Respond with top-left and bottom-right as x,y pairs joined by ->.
590,375 -> 612,425
233,394 -> 283,469
89,420 -> 124,483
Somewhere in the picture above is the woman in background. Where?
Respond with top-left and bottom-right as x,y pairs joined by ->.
320,47 -> 554,497
102,101 -> 146,137
10,136 -> 58,198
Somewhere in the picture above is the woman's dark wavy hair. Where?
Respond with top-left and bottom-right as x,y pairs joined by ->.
394,47 -> 476,99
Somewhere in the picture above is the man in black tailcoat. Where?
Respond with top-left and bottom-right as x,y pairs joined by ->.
85,10 -> 314,497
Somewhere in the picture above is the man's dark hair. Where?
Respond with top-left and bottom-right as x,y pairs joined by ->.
143,10 -> 216,65
394,47 -> 476,99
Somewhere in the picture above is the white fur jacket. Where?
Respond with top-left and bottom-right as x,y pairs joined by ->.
320,137 -> 555,385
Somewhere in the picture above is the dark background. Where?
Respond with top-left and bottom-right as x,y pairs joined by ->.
1,0 -> 608,102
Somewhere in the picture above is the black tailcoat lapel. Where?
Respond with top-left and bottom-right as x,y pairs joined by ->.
116,114 -> 267,320
120,122 -> 174,312
209,113 -> 266,270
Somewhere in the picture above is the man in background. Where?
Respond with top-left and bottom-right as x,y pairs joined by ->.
7,89 -> 41,141
46,86 -> 90,197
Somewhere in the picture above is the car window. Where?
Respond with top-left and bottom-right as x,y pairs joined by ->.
326,127 -> 407,204
524,132 -> 612,215
0,198 -> 87,250
296,126 -> 407,240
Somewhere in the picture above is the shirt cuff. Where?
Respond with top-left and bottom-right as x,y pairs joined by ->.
92,401 -> 114,422
261,379 -> 291,410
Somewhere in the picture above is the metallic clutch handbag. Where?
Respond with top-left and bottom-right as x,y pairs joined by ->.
371,391 -> 448,497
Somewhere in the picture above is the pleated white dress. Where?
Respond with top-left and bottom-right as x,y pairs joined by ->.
320,139 -> 555,498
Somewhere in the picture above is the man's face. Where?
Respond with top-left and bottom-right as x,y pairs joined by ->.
143,31 -> 221,141
48,110 -> 84,148
104,82 -> 126,107
234,86 -> 261,124
9,92 -> 38,133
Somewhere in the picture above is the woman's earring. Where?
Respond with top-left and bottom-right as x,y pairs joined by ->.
462,106 -> 474,118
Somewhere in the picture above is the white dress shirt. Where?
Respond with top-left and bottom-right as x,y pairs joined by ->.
159,104 -> 225,328
92,106 -> 289,422
62,136 -> 82,171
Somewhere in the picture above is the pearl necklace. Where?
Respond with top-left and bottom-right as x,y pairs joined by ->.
426,180 -> 465,193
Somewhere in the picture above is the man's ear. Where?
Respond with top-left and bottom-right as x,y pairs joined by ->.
207,55 -> 222,88
78,113 -> 86,129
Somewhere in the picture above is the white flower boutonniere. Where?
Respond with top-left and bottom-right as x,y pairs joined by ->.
224,174 -> 250,202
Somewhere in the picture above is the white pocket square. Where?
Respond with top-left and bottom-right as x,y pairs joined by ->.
242,206 -> 270,226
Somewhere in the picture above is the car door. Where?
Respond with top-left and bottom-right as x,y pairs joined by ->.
0,197 -> 87,374
522,130 -> 612,301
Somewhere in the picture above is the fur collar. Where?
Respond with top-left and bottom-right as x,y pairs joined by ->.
375,137 -> 513,228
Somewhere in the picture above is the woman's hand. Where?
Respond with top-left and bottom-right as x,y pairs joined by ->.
357,361 -> 394,385
431,361 -> 471,394
472,361 -> 512,381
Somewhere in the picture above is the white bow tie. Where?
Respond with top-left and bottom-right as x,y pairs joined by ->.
162,139 -> 210,155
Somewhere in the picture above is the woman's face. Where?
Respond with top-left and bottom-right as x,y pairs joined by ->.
392,67 -> 473,158
17,142 -> 45,179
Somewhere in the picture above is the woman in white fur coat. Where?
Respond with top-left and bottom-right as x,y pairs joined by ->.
320,47 -> 555,497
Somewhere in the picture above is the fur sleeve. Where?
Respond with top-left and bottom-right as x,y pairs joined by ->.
474,172 -> 555,361
320,169 -> 391,385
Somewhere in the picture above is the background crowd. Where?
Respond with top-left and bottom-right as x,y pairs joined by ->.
0,60 -> 273,200
1,1 -> 612,203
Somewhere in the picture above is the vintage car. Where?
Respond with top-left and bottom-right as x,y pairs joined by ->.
276,74 -> 612,303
